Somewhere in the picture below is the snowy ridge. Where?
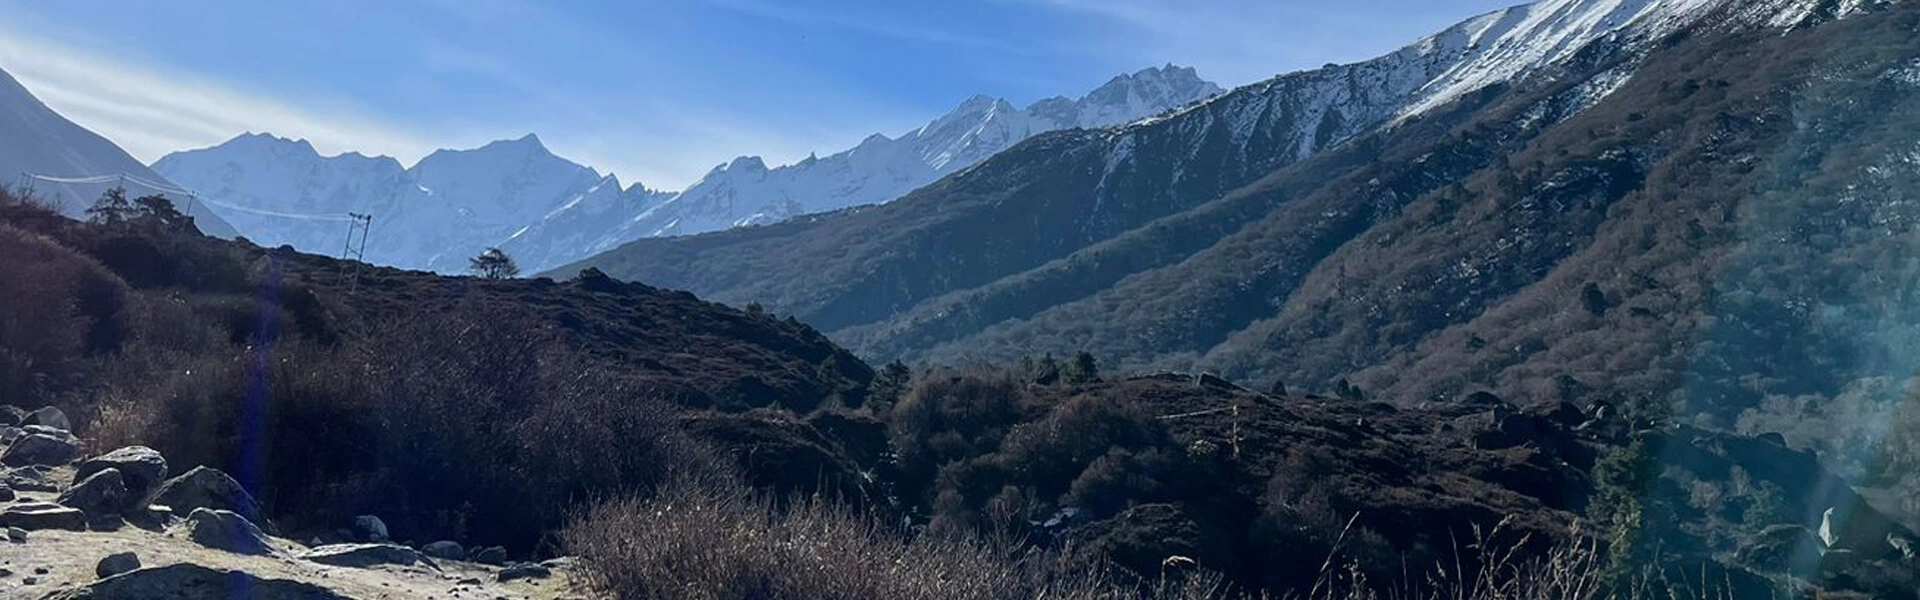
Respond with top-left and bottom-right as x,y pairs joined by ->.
502,64 -> 1223,271
1096,0 -> 1889,213
154,132 -> 636,272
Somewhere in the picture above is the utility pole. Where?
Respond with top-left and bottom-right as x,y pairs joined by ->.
341,213 -> 374,293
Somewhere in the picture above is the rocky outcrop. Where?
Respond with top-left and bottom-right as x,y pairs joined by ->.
41,563 -> 351,600
181,508 -> 275,556
58,468 -> 130,517
151,466 -> 263,522
2,431 -> 78,466
75,446 -> 168,499
1,501 -> 87,531
299,543 -> 437,570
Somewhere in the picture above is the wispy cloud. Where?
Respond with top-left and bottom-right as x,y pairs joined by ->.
693,0 -> 1039,57
0,23 -> 448,167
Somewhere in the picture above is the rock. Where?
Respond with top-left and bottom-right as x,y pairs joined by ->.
40,563 -> 353,600
0,502 -> 87,531
180,508 -> 275,555
471,545 -> 508,566
7,526 -> 26,542
75,447 -> 168,499
95,552 -> 140,578
0,484 -> 12,502
0,405 -> 26,426
22,406 -> 70,431
538,556 -> 578,570
1,432 -> 79,467
352,514 -> 389,542
58,467 -> 130,516
0,426 -> 19,444
151,466 -> 263,522
497,562 -> 551,582
421,540 -> 465,560
300,543 -> 437,569
6,465 -> 60,492
126,504 -> 174,529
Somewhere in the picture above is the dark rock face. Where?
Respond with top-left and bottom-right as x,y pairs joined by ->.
1,432 -> 79,467
181,508 -> 275,556
40,563 -> 352,600
0,502 -> 87,531
95,552 -> 140,579
0,405 -> 26,426
75,447 -> 168,499
59,468 -> 130,516
151,466 -> 263,522
298,543 -> 436,570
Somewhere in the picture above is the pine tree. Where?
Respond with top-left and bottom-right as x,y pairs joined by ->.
132,194 -> 186,227
1064,351 -> 1099,384
85,187 -> 134,225
469,247 -> 521,279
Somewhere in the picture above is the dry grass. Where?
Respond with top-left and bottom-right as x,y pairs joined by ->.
563,476 -> 1229,600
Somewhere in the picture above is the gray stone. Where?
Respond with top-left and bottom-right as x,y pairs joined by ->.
1,433 -> 79,467
420,540 -> 465,560
95,552 -> 140,578
351,514 -> 388,542
0,484 -> 12,502
497,562 -> 551,582
299,543 -> 437,570
75,447 -> 168,499
0,426 -> 19,444
470,545 -> 507,566
59,468 -> 130,516
151,466 -> 263,523
39,563 -> 352,600
22,406 -> 69,431
7,526 -> 25,542
0,405 -> 26,426
181,508 -> 274,555
6,465 -> 59,492
1,502 -> 87,531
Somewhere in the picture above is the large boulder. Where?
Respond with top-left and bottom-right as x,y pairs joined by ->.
351,514 -> 389,542
76,446 -> 168,498
22,406 -> 71,431
497,562 -> 551,582
299,543 -> 437,570
0,502 -> 88,531
1,432 -> 79,466
151,466 -> 263,521
470,545 -> 508,566
40,563 -> 352,600
59,468 -> 131,516
181,508 -> 275,555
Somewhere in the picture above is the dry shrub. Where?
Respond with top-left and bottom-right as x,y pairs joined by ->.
563,476 -> 1228,600
0,223 -> 127,403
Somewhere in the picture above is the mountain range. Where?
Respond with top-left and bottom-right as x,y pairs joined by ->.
151,65 -> 1222,273
558,0 -> 1916,438
0,65 -> 238,237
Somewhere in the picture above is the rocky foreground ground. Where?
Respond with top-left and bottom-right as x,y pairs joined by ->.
0,405 -> 594,599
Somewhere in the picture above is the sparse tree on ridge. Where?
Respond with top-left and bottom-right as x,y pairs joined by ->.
469,247 -> 521,279
1064,351 -> 1100,384
85,187 -> 135,225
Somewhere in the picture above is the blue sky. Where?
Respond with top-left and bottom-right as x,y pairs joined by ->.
0,0 -> 1515,189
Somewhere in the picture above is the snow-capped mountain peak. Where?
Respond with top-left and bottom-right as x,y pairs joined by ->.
520,64 -> 1223,264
